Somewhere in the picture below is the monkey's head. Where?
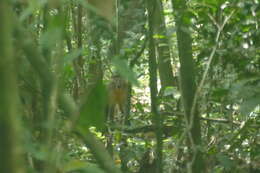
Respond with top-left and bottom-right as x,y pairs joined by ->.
111,74 -> 127,89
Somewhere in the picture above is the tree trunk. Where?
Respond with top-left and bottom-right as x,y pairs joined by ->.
147,0 -> 163,172
72,3 -> 85,100
153,0 -> 175,90
171,0 -> 204,172
0,1 -> 23,172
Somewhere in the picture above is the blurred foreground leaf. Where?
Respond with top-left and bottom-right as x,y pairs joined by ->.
63,160 -> 105,173
77,81 -> 107,132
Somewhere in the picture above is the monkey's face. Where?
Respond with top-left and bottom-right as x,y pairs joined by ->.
114,78 -> 124,89
111,76 -> 127,89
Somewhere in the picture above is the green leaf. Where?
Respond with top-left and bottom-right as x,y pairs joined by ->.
63,160 -> 105,173
240,95 -> 260,115
163,86 -> 180,99
112,58 -> 139,86
40,28 -> 63,51
216,153 -> 234,170
212,88 -> 229,102
77,81 -> 107,132
153,34 -> 165,39
63,49 -> 83,64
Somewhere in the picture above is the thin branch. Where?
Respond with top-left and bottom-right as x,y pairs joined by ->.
130,34 -> 148,68
200,117 -> 241,125
191,10 -> 235,123
187,10 -> 235,169
173,11 -> 236,169
111,117 -> 254,135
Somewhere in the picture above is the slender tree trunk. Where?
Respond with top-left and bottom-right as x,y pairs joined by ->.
153,0 -> 175,90
147,0 -> 163,172
73,3 -> 85,100
171,0 -> 204,172
0,1 -> 23,172
42,4 -> 51,63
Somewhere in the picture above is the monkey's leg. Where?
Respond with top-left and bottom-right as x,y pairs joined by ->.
106,132 -> 114,157
105,105 -> 115,157
119,103 -> 126,128
107,104 -> 116,124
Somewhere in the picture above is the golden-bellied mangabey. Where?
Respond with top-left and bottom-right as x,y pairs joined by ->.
106,74 -> 128,125
105,75 -> 128,156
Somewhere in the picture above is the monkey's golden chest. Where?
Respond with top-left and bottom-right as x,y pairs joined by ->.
110,88 -> 127,105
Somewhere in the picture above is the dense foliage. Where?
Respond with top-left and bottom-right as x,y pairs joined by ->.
0,0 -> 259,173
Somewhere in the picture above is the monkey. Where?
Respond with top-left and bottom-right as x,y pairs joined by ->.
104,74 -> 128,156
106,74 -> 128,125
